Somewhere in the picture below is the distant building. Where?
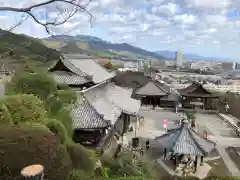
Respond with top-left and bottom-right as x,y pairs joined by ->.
221,62 -> 233,71
233,62 -> 240,70
124,61 -> 138,69
175,50 -> 183,70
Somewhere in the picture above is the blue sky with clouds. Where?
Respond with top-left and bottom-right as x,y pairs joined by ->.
1,0 -> 240,60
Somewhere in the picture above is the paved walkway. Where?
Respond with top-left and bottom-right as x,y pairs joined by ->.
125,110 -> 240,176
208,136 -> 240,147
200,115 -> 240,176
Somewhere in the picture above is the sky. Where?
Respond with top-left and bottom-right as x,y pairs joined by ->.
0,0 -> 240,60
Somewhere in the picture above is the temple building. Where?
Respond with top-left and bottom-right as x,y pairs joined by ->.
49,54 -> 141,154
155,120 -> 216,173
178,82 -> 219,110
135,80 -> 180,108
72,94 -> 110,146
74,82 -> 141,153
48,54 -> 114,90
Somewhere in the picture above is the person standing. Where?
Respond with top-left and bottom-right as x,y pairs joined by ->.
140,148 -> 144,156
163,119 -> 168,132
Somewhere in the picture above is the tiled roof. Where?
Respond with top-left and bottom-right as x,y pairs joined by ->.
83,84 -> 122,125
50,71 -> 89,85
72,95 -> 108,129
178,82 -> 218,97
105,83 -> 141,115
155,120 -> 216,156
135,81 -> 168,96
50,56 -> 87,77
64,54 -> 114,83
83,82 -> 141,124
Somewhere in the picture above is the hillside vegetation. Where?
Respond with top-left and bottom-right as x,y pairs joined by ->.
0,29 -> 60,70
43,35 -> 167,60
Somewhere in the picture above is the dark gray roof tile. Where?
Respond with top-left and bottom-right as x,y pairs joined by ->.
51,71 -> 89,85
65,54 -> 114,83
135,81 -> 168,96
72,98 -> 108,129
155,120 -> 216,156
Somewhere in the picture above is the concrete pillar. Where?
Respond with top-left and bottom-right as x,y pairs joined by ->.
21,164 -> 44,180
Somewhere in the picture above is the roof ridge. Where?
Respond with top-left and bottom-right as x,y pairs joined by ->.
62,55 -> 89,77
153,80 -> 169,93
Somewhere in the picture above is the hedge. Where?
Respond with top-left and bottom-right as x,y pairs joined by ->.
0,125 -> 72,180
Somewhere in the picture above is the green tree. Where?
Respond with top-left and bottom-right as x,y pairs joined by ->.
0,94 -> 48,125
5,70 -> 58,100
100,152 -> 155,178
5,69 -> 77,137
0,101 -> 12,124
185,112 -> 196,127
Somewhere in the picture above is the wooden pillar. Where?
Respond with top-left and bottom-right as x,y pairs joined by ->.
194,156 -> 198,172
164,148 -> 167,160
21,164 -> 44,180
175,155 -> 178,167
200,156 -> 204,166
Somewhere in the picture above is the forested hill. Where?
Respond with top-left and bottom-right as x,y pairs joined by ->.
0,29 -> 60,70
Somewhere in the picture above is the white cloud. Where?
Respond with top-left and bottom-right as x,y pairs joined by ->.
205,14 -> 227,26
173,14 -> 197,25
0,0 -> 240,59
185,0 -> 230,9
152,3 -> 180,16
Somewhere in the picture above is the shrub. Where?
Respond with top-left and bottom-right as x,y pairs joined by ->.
161,176 -> 200,180
0,101 -> 12,124
5,71 -> 58,100
1,94 -> 47,125
46,118 -> 70,144
48,107 -> 74,137
101,152 -> 154,178
204,176 -> 240,180
0,125 -> 72,180
67,142 -> 96,174
69,169 -> 99,180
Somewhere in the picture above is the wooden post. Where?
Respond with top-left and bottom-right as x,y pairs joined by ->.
164,148 -> 167,160
21,164 -> 44,180
200,156 -> 204,166
194,156 -> 198,172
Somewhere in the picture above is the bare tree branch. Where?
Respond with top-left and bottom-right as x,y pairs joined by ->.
8,14 -> 29,32
0,0 -> 94,34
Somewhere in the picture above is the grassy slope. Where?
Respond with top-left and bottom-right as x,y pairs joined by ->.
43,39 -> 155,59
42,40 -> 67,49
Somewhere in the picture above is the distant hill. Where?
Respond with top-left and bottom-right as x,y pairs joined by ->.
155,50 -> 231,61
0,29 -> 60,71
43,35 -> 167,60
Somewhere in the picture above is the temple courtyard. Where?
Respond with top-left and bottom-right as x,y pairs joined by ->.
124,108 -> 240,178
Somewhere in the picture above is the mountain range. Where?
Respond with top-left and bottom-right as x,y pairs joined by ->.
43,35 -> 230,61
155,50 -> 231,61
43,35 -> 167,60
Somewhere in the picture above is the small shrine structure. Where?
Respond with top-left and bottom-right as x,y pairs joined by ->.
155,120 -> 216,174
